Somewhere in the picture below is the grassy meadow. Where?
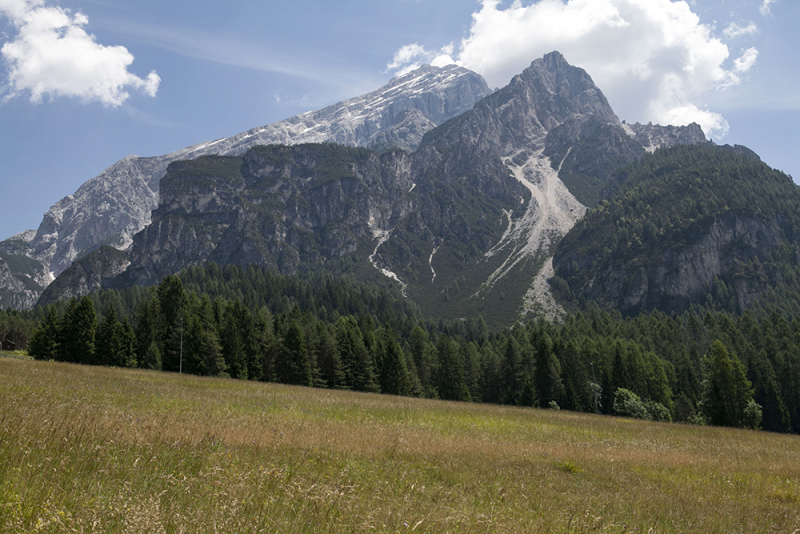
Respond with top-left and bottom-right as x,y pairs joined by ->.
1,355 -> 799,533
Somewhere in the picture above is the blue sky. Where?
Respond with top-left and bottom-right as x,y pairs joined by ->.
0,0 -> 798,240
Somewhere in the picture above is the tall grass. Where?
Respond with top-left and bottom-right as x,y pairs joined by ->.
1,356 -> 799,533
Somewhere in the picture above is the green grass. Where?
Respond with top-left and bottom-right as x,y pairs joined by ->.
1,357 -> 799,533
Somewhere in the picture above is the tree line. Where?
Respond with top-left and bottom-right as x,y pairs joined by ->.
23,264 -> 800,434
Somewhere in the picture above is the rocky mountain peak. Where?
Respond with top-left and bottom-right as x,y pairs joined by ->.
14,64 -> 491,288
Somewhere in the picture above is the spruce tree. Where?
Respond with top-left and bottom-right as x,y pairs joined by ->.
435,334 -> 469,401
28,307 -> 61,361
279,320 -> 313,387
378,327 -> 411,396
96,305 -> 124,366
62,296 -> 97,365
703,340 -> 758,428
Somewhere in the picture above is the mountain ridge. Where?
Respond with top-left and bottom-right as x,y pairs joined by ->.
38,52 -> 709,326
16,64 -> 492,281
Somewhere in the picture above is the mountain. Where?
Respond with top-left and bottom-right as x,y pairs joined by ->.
1,64 -> 491,310
36,246 -> 131,306
42,52 -> 709,326
552,144 -> 800,315
0,230 -> 52,309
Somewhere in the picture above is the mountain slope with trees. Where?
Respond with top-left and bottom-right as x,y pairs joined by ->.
553,144 -> 800,315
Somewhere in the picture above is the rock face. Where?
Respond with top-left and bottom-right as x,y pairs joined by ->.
111,52 -> 628,326
25,52 -> 722,323
558,213 -> 786,314
542,115 -> 648,207
552,144 -> 798,316
37,246 -> 131,306
0,230 -> 53,310
22,64 -> 492,279
626,122 -> 707,152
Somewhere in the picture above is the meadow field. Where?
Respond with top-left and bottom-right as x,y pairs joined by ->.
1,355 -> 799,533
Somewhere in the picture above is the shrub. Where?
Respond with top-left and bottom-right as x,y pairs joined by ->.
613,388 -> 651,420
645,400 -> 672,423
743,400 -> 763,430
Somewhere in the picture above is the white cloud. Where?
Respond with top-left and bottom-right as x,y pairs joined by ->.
0,0 -> 159,107
760,0 -> 778,16
386,43 -> 456,76
388,0 -> 761,139
723,22 -> 758,39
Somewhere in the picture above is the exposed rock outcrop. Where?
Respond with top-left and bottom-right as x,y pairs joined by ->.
626,122 -> 708,152
37,246 -> 131,306
0,230 -> 52,309
23,65 -> 492,280
557,212 -> 786,314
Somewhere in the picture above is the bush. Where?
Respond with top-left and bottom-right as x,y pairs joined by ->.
645,400 -> 672,423
743,400 -> 763,430
613,388 -> 651,420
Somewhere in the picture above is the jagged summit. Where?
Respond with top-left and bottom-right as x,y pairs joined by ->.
19,64 -> 491,283
421,50 -> 619,155
6,52 -> 716,314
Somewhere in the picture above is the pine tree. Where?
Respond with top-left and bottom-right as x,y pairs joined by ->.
143,341 -> 162,371
28,307 -> 61,361
157,275 -> 186,372
335,317 -> 379,392
558,340 -> 589,412
435,334 -> 469,401
314,322 -> 345,388
378,327 -> 411,396
220,299 -> 249,379
96,305 -> 124,366
134,292 -> 163,367
534,333 -> 563,407
501,336 -> 528,406
279,321 -> 313,387
62,296 -> 97,365
408,326 -> 434,397
702,340 -> 758,428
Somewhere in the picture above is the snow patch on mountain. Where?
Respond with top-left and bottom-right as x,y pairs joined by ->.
18,64 -> 491,286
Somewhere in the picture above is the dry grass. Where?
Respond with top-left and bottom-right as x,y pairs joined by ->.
1,356 -> 799,533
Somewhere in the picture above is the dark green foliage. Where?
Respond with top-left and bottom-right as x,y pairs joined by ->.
557,340 -> 589,412
21,262 -> 800,435
533,332 -> 564,407
185,295 -> 227,377
435,335 -> 470,402
157,276 -> 187,373
702,340 -> 758,428
377,327 -> 412,396
96,305 -> 134,367
554,144 -> 800,315
143,341 -> 162,371
61,297 -> 96,364
28,307 -> 60,360
500,336 -> 530,406
278,321 -> 313,387
0,308 -> 37,351
335,316 -> 379,392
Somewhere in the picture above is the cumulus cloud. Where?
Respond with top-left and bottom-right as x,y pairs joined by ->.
0,0 -> 159,106
386,43 -> 456,76
388,0 -> 760,139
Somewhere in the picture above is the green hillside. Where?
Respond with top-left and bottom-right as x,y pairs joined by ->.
553,144 -> 800,315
